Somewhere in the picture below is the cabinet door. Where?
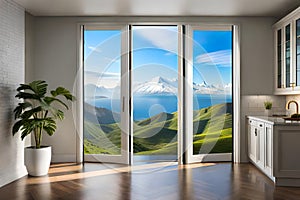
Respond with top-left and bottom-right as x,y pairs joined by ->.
285,24 -> 292,88
276,28 -> 283,89
256,122 -> 265,169
264,123 -> 273,176
274,8 -> 300,94
248,120 -> 256,162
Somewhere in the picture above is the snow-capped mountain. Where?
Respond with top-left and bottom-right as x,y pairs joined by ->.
193,81 -> 230,94
133,76 -> 178,95
85,77 -> 231,97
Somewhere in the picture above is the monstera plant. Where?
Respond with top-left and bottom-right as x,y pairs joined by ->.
12,80 -> 75,176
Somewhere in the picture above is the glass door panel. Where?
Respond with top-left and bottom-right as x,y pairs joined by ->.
131,26 -> 179,163
186,25 -> 233,163
285,24 -> 291,88
83,26 -> 130,164
277,29 -> 283,88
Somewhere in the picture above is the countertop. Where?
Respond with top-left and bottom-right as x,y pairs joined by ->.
247,115 -> 300,126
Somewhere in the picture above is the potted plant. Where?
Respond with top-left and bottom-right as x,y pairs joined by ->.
264,101 -> 272,116
12,80 -> 75,176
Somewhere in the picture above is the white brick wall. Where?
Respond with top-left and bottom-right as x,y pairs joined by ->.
0,0 -> 27,188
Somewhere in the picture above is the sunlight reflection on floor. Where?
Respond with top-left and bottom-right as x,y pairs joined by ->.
25,162 -> 216,185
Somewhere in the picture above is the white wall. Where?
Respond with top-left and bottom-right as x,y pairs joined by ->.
27,16 -> 277,163
29,15 -> 78,162
25,12 -> 35,83
0,0 -> 27,188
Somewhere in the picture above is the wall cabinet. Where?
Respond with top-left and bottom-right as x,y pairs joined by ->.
274,7 -> 300,95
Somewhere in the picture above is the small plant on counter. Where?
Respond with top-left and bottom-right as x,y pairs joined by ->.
264,101 -> 273,110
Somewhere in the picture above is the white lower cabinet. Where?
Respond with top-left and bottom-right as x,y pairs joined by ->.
248,118 -> 273,179
248,116 -> 300,186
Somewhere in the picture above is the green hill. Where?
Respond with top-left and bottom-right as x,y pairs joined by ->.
84,103 -> 232,155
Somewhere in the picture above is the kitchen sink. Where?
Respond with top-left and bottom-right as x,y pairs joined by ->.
283,114 -> 300,121
283,117 -> 300,121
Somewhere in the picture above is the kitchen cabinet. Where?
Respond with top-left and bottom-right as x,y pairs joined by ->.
274,7 -> 300,95
247,118 -> 273,179
247,116 -> 300,186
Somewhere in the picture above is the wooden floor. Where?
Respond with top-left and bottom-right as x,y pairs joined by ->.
1,162 -> 300,200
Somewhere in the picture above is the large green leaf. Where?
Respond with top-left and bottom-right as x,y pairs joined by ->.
17,80 -> 47,97
15,92 -> 41,100
43,96 -> 68,109
12,120 -> 24,136
55,110 -> 64,120
40,98 -> 66,120
13,102 -> 32,119
50,108 -> 64,120
20,106 -> 42,119
20,119 -> 39,140
43,118 -> 57,136
51,87 -> 76,101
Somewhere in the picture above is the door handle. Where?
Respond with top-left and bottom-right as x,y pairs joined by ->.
255,128 -> 257,136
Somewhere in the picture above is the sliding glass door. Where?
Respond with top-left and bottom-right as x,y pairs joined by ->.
185,25 -> 233,163
83,25 -> 130,164
82,24 -> 234,165
131,26 -> 179,163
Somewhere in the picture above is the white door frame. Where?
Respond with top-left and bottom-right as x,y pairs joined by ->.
183,24 -> 240,164
81,24 -> 131,164
75,22 -> 240,164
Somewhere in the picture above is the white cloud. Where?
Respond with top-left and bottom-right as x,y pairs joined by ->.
85,71 -> 119,78
195,49 -> 232,67
84,71 -> 120,88
134,27 -> 178,53
164,52 -> 176,56
88,46 -> 102,53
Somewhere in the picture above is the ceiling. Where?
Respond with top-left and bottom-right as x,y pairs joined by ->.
13,0 -> 299,18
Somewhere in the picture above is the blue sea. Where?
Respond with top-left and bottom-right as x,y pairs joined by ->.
85,94 -> 232,121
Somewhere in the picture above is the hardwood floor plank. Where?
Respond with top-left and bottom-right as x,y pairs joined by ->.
1,162 -> 300,200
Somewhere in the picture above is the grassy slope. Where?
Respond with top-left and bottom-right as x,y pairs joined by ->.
84,103 -> 232,155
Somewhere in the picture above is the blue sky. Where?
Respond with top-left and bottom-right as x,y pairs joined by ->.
193,30 -> 232,85
84,26 -> 232,88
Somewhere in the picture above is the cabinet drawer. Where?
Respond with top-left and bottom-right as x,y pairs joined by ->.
248,119 -> 264,128
257,122 -> 264,128
248,119 -> 257,126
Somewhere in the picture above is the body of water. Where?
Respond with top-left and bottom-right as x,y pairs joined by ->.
85,94 -> 232,121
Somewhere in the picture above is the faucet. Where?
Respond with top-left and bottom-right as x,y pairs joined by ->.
286,100 -> 299,115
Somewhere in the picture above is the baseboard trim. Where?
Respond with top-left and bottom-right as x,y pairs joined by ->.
276,178 -> 300,187
51,154 -> 77,163
0,165 -> 27,188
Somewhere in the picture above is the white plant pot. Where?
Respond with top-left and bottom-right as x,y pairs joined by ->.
24,146 -> 52,176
